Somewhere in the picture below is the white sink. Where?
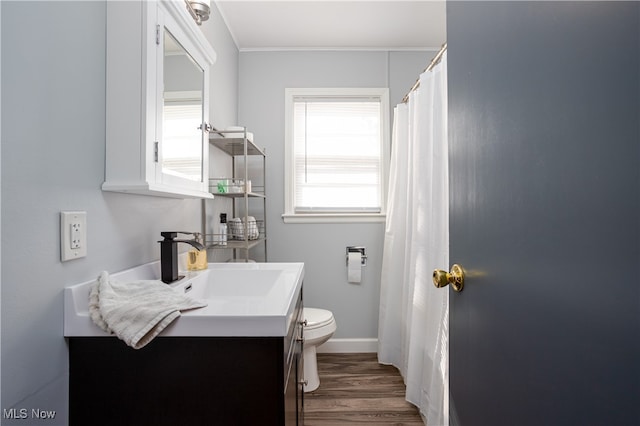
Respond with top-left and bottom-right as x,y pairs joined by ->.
205,270 -> 283,297
64,261 -> 304,337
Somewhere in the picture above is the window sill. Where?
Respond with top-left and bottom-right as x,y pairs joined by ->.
282,213 -> 386,224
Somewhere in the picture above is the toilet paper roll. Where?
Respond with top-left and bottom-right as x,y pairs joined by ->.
347,252 -> 362,283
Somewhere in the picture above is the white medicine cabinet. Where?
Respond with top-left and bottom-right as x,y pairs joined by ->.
103,1 -> 217,199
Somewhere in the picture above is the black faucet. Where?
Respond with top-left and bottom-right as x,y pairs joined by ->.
158,232 -> 206,284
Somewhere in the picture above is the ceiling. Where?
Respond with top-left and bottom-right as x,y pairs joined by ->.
214,1 -> 446,51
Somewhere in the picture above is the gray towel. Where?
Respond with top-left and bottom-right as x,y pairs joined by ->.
89,271 -> 207,349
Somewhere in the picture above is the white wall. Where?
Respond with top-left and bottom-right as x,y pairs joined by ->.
238,50 -> 431,340
0,1 -> 238,423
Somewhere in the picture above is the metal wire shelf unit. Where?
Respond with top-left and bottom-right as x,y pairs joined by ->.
204,127 -> 267,262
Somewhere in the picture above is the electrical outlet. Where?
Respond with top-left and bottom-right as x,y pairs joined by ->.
61,211 -> 87,261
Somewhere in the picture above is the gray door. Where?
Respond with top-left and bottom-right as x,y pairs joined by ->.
447,2 -> 639,425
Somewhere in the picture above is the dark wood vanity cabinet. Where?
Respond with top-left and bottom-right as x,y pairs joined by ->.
284,291 -> 304,425
69,290 -> 304,426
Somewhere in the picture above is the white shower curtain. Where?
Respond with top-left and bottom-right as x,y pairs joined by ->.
378,52 -> 448,426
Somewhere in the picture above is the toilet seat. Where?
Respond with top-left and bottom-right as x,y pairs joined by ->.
304,308 -> 334,330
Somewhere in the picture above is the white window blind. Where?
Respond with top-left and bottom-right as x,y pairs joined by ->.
292,97 -> 383,213
162,99 -> 203,182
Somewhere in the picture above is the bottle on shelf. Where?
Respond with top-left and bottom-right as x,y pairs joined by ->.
219,213 -> 228,246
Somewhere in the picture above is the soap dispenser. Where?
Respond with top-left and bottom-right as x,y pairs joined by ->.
187,232 -> 208,271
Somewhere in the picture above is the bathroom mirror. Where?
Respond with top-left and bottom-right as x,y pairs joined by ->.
103,0 -> 216,198
162,29 -> 204,183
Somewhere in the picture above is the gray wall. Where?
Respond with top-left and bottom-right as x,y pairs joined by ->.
238,51 -> 430,338
0,1 -> 238,423
200,2 -> 238,263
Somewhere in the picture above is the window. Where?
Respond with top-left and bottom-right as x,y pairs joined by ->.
162,93 -> 203,182
284,88 -> 389,223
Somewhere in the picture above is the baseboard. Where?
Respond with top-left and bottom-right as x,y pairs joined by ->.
316,338 -> 378,353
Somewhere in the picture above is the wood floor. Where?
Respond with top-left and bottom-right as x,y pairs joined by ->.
304,353 -> 425,425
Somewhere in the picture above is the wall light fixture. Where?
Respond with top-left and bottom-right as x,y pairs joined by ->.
186,0 -> 210,25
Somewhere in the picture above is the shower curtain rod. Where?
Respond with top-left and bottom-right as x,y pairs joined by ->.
401,42 -> 447,104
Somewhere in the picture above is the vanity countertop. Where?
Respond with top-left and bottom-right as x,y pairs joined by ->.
64,262 -> 304,338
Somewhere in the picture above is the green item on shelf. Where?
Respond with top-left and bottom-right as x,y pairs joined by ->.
217,181 -> 226,193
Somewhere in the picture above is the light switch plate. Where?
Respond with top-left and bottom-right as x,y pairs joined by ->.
61,211 -> 87,262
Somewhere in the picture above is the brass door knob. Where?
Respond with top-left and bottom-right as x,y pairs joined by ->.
432,264 -> 465,292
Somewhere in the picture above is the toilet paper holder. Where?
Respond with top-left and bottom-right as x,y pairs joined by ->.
346,246 -> 367,266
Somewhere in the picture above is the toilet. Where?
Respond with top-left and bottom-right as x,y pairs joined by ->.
302,307 -> 337,392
